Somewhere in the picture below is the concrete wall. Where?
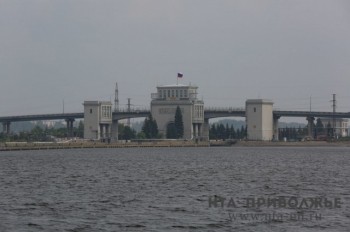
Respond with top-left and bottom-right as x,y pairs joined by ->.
246,99 -> 273,141
151,102 -> 194,139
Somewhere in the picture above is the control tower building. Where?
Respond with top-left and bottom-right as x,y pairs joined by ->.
151,84 -> 204,140
83,101 -> 112,140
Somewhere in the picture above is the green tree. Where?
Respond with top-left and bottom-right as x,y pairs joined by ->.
150,117 -> 159,138
137,131 -> 146,139
174,106 -> 184,138
142,114 -> 159,138
122,126 -> 136,140
241,125 -> 247,139
315,118 -> 324,136
225,123 -> 230,139
77,121 -> 84,138
326,122 -> 332,137
209,124 -> 217,140
217,124 -> 225,140
166,122 -> 177,139
230,125 -> 236,139
31,125 -> 44,141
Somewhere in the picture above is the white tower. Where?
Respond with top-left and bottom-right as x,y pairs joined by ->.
246,99 -> 274,141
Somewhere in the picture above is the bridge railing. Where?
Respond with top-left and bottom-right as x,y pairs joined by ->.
113,107 -> 150,113
204,107 -> 245,112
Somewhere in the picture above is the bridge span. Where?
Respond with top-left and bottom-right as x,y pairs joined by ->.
1,109 -> 349,123
0,110 -> 150,136
273,110 -> 350,118
1,108 -> 350,138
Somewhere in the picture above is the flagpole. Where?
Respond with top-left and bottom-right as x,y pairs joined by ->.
177,72 -> 182,85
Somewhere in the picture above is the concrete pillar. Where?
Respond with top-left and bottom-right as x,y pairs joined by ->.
112,120 -> 119,142
273,116 -> 280,141
101,124 -> 106,138
99,124 -> 102,138
2,122 -> 11,135
106,124 -> 111,138
65,119 -> 75,138
191,123 -> 194,139
307,116 -> 315,138
194,124 -> 199,137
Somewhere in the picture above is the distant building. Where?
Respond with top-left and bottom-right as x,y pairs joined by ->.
83,101 -> 112,140
151,84 -> 204,140
319,118 -> 349,137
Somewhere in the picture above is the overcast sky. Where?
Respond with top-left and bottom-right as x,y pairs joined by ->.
1,0 -> 350,121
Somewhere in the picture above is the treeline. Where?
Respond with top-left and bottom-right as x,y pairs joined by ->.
209,124 -> 247,140
119,115 -> 160,140
0,122 -> 143,142
136,106 -> 184,139
209,122 -> 333,141
0,121 -> 84,142
279,119 -> 334,140
279,127 -> 307,140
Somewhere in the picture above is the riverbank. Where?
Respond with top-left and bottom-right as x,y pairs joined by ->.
0,140 -> 210,151
1,140 -> 350,151
234,140 -> 350,147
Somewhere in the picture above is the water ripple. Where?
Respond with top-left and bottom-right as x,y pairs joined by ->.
0,147 -> 349,231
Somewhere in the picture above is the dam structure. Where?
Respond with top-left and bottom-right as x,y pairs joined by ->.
1,83 -> 350,141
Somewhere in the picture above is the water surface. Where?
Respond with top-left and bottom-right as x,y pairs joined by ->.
0,147 -> 349,231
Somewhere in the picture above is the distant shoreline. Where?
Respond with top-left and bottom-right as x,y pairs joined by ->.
233,140 -> 350,147
0,141 -> 209,151
1,140 -> 350,151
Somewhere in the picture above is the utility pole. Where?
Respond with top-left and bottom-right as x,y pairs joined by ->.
331,94 -> 336,138
127,98 -> 131,127
309,95 -> 312,113
114,82 -> 119,112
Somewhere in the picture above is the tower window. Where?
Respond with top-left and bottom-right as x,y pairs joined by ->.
90,109 -> 93,114
254,107 -> 256,112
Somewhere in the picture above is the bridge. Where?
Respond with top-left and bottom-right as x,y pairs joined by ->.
0,109 -> 150,136
1,107 -> 350,138
203,108 -> 350,119
273,110 -> 350,118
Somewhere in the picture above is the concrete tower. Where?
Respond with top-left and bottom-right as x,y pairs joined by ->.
246,99 -> 274,141
151,84 -> 204,140
83,101 -> 112,140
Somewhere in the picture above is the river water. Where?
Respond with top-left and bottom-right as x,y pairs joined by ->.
0,147 -> 349,232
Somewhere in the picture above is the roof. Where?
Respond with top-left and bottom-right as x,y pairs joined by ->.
157,84 -> 197,88
246,99 -> 273,104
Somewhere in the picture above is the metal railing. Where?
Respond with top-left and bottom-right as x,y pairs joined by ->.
204,107 -> 245,112
114,107 -> 150,113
